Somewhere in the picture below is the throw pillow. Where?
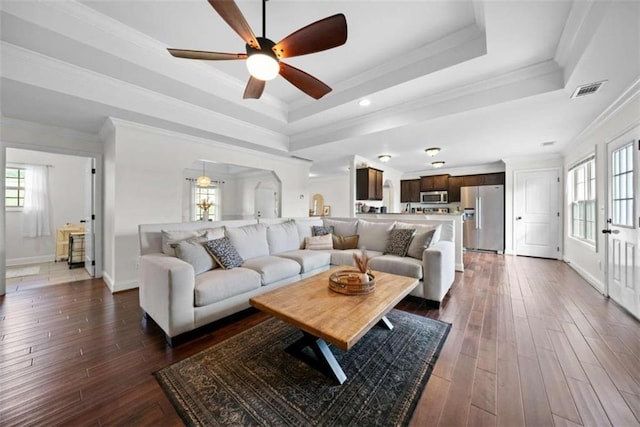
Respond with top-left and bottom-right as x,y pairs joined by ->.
395,223 -> 442,259
384,228 -> 416,257
332,234 -> 359,250
204,237 -> 244,269
312,225 -> 334,236
225,223 -> 269,260
161,229 -> 207,256
174,238 -> 217,275
305,234 -> 333,250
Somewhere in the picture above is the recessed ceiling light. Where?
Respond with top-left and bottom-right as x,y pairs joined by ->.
359,99 -> 371,107
378,154 -> 391,162
431,161 -> 446,168
425,147 -> 441,156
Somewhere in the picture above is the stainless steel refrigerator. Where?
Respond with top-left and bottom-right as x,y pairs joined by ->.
461,185 -> 504,252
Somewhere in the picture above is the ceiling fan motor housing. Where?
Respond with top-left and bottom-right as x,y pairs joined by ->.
246,37 -> 278,62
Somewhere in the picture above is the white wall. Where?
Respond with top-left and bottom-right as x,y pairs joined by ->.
308,174 -> 351,217
103,118 -> 310,292
5,149 -> 88,265
562,91 -> 640,293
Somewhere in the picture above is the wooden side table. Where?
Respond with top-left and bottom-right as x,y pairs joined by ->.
55,224 -> 85,261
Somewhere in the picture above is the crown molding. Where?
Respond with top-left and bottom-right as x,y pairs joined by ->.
106,118 -> 310,168
290,60 -> 563,152
2,42 -> 289,153
289,24 -> 487,122
1,115 -> 100,144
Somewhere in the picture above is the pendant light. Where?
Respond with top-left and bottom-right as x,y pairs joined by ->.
196,161 -> 211,187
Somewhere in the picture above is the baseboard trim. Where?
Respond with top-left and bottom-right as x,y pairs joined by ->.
563,257 -> 605,295
455,263 -> 464,272
7,255 -> 55,266
113,280 -> 138,293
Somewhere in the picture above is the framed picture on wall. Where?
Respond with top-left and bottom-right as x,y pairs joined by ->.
323,205 -> 331,216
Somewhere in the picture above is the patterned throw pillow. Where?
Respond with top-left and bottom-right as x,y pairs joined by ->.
384,228 -> 416,257
204,237 -> 243,269
312,225 -> 334,236
332,234 -> 359,250
305,234 -> 333,250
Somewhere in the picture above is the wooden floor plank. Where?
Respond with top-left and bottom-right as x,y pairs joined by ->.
1,252 -> 639,426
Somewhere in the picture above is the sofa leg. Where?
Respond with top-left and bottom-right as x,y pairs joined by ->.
142,311 -> 149,320
165,334 -> 175,348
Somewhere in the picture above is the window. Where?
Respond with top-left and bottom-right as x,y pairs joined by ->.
612,142 -> 634,227
5,167 -> 26,208
194,183 -> 218,221
569,156 -> 596,244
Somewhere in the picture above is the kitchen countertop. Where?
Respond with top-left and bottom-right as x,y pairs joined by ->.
356,212 -> 463,216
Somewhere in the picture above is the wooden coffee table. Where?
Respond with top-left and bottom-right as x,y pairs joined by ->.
249,266 -> 418,384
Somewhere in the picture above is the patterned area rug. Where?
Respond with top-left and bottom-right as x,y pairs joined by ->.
155,309 -> 451,427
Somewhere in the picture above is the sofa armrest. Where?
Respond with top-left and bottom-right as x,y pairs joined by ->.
138,253 -> 196,338
420,240 -> 456,302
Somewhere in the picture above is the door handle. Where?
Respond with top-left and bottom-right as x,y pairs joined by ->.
602,229 -> 611,234
516,216 -> 522,220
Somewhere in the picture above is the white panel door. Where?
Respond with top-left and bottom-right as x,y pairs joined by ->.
514,169 -> 560,258
606,131 -> 639,319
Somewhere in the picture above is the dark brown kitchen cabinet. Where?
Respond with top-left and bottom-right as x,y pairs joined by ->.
356,167 -> 383,200
463,172 -> 505,187
447,176 -> 465,202
400,179 -> 421,202
420,174 -> 449,191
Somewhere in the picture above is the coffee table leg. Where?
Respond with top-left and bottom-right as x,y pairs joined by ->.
377,315 -> 393,330
285,332 -> 347,384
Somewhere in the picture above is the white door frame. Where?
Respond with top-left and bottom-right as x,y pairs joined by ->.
0,143 -> 103,296
513,167 -> 562,259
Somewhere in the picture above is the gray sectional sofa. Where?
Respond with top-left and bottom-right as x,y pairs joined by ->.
138,216 -> 455,345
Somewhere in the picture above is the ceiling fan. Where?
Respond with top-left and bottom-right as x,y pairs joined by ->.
168,0 -> 347,100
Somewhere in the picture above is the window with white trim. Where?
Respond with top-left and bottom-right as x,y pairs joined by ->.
5,167 -> 26,208
568,156 -> 596,244
611,142 -> 634,227
193,183 -> 218,221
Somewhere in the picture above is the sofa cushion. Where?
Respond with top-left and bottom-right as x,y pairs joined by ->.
305,234 -> 333,250
312,225 -> 334,236
204,237 -> 244,269
225,223 -> 269,260
294,218 -> 325,249
330,249 -> 383,267
369,256 -> 423,280
194,268 -> 262,306
267,221 -> 300,254
162,229 -> 206,256
357,220 -> 395,252
395,223 -> 441,259
323,218 -> 358,237
332,234 -> 359,250
242,256 -> 301,285
384,228 -> 416,257
276,250 -> 331,273
174,237 -> 217,275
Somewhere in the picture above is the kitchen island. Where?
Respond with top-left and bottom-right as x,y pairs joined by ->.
356,213 -> 464,272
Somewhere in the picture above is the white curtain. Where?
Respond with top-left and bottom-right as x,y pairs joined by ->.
21,165 -> 51,237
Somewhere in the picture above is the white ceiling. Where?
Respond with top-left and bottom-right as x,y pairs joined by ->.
1,0 -> 638,178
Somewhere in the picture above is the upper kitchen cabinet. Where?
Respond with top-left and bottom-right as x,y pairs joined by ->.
356,167 -> 383,200
420,174 -> 449,191
463,172 -> 505,187
400,179 -> 421,202
447,176 -> 465,202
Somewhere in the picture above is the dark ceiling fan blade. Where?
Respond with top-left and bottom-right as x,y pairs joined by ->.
243,76 -> 266,99
279,62 -> 331,99
168,49 -> 247,60
208,0 -> 260,49
273,14 -> 347,59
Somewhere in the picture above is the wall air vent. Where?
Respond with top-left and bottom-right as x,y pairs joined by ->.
571,80 -> 607,99
541,141 -> 556,147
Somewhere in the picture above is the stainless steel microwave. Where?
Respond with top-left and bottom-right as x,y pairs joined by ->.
420,190 -> 448,204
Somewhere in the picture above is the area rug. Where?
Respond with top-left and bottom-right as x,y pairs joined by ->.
5,266 -> 40,278
154,309 -> 451,427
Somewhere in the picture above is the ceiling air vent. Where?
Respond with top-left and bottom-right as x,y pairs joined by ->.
571,80 -> 607,99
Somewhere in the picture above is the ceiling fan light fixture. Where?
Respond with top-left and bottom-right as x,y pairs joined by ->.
246,53 -> 279,81
425,147 -> 441,156
431,161 -> 446,168
378,154 -> 391,162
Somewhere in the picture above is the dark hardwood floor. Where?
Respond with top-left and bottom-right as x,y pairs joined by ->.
1,252 -> 639,426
